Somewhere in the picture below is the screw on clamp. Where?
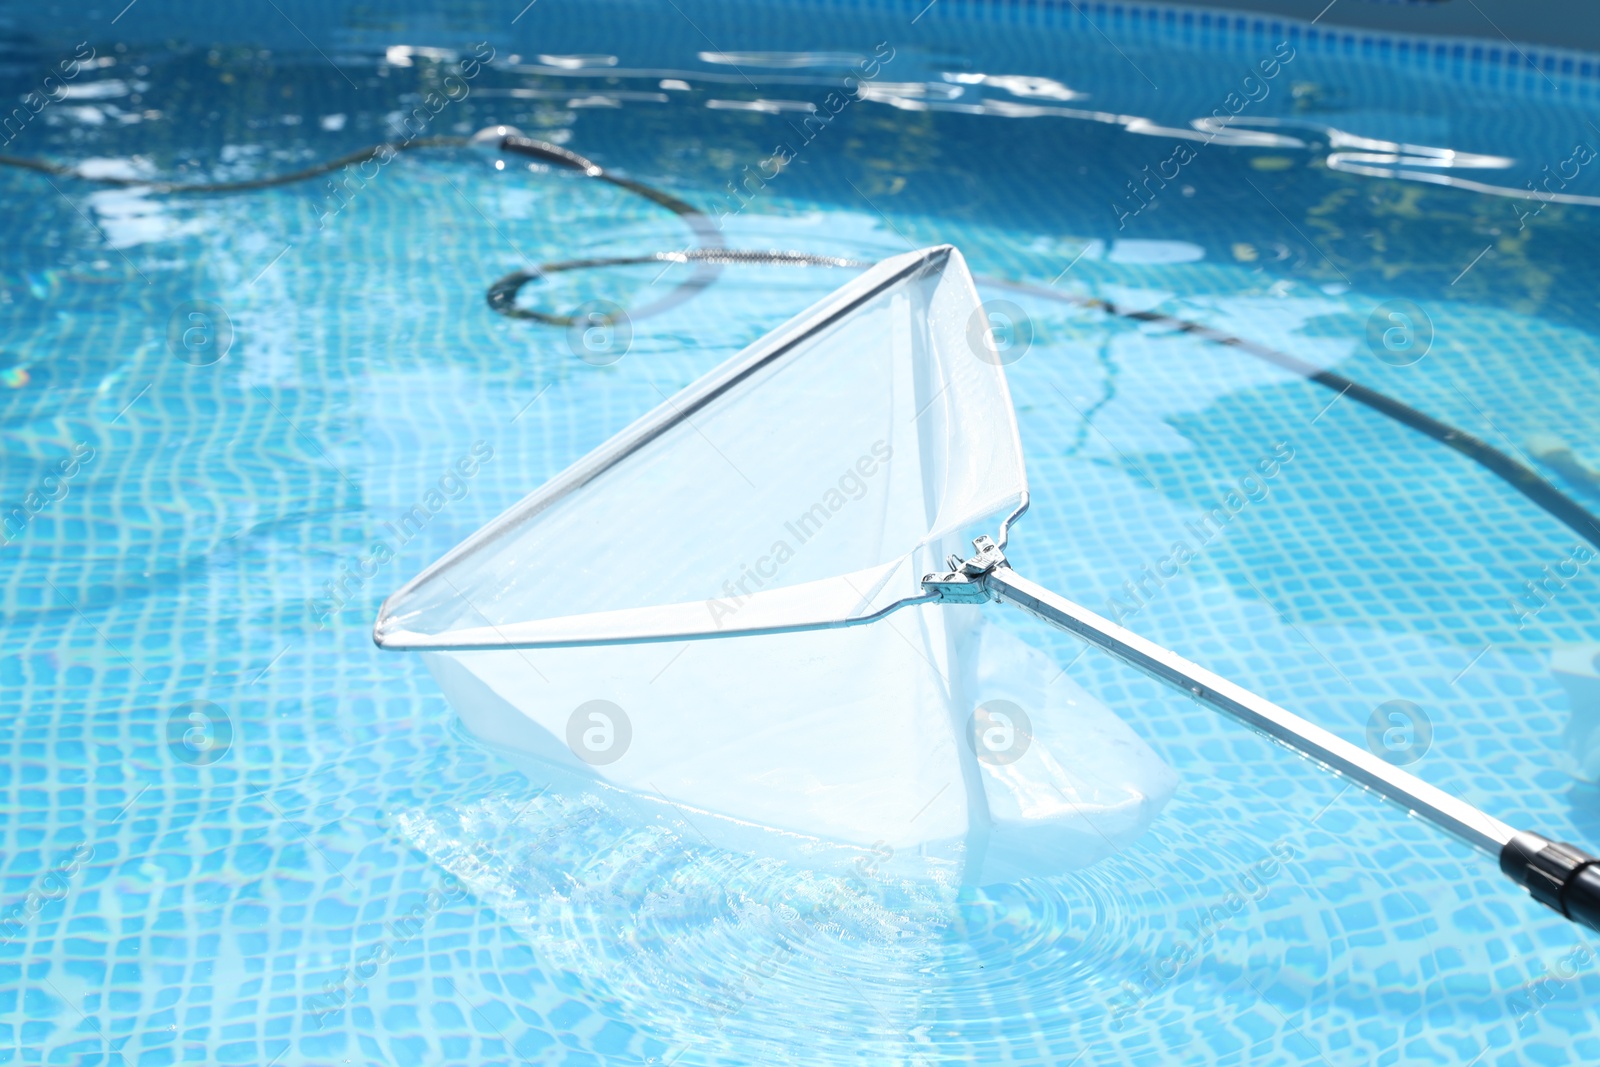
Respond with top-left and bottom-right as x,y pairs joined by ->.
922,535 -> 1008,603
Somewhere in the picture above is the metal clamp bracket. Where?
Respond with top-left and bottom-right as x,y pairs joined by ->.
921,534 -> 1008,604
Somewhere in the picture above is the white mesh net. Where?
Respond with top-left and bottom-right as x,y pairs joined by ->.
377,247 -> 1175,884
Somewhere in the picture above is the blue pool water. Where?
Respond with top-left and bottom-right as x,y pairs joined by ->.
4,1 -> 1600,1063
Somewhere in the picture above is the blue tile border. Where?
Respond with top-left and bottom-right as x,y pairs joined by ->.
10,0 -> 1598,100
770,0 -> 1600,98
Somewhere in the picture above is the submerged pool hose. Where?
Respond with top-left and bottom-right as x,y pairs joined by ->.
4,131 -> 1599,552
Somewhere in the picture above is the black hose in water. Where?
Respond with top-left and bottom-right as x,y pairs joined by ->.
4,131 -> 1598,552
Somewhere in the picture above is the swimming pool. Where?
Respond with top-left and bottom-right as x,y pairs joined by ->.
3,0 -> 1600,1062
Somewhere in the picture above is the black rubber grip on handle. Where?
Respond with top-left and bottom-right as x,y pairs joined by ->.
1501,831 -> 1600,932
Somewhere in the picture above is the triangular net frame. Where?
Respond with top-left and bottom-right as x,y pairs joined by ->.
369,246 -> 1187,885
375,246 -> 1027,651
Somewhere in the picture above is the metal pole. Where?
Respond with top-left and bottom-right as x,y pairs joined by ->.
923,537 -> 1600,932
984,564 -> 1513,855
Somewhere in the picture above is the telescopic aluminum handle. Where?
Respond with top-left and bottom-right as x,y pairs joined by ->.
923,539 -> 1600,933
